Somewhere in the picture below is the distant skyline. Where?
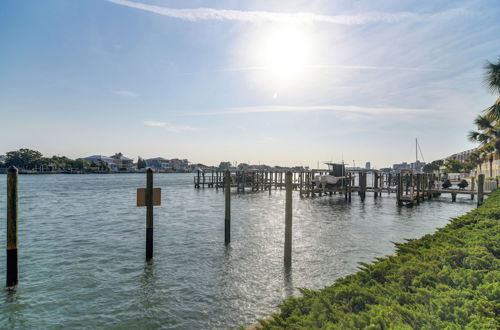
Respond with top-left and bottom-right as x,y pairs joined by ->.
1,0 -> 499,168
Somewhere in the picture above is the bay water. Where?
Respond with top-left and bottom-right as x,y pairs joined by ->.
0,173 -> 475,329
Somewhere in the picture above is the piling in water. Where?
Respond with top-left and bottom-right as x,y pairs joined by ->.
7,166 -> 19,288
146,168 -> 154,261
284,171 -> 292,267
224,170 -> 231,245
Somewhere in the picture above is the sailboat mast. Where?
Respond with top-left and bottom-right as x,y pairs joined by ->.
416,138 -> 418,163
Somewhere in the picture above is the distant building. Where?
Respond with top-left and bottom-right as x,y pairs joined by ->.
0,155 -> 6,165
365,162 -> 371,170
443,148 -> 477,163
392,160 -> 425,173
169,158 -> 189,171
145,157 -> 170,170
84,155 -> 114,167
410,160 -> 426,172
83,154 -> 134,172
110,154 -> 134,171
392,162 -> 410,173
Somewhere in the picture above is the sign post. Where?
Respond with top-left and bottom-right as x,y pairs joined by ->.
137,168 -> 161,261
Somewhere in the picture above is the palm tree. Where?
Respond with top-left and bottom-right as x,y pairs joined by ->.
469,57 -> 500,177
469,114 -> 500,151
484,57 -> 500,94
466,152 -> 481,176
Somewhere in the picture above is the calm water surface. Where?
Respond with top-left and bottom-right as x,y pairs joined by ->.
0,174 -> 475,329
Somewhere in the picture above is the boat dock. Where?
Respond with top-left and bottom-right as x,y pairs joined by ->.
194,169 -> 494,206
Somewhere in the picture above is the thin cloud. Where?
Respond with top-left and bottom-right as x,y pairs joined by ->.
220,64 -> 445,73
113,90 -> 138,97
206,104 -> 433,116
104,0 -> 465,25
144,120 -> 196,133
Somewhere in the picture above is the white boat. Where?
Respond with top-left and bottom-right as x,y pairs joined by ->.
314,163 -> 346,189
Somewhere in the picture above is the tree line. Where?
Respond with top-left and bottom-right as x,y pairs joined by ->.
0,148 -> 110,172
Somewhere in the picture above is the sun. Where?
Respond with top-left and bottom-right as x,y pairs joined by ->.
254,25 -> 313,84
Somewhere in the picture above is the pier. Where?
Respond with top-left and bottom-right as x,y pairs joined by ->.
194,169 -> 493,206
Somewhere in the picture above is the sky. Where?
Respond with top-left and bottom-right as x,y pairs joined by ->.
1,0 -> 499,168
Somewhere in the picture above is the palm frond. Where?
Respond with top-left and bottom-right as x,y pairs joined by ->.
468,130 -> 480,142
484,57 -> 500,94
474,114 -> 494,130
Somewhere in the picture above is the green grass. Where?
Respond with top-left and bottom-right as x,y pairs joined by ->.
260,191 -> 500,329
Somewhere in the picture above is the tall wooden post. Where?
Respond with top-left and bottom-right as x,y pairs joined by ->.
416,174 -> 421,204
348,172 -> 352,202
7,166 -> 19,287
224,170 -> 231,245
429,174 -> 432,197
374,172 -> 378,199
388,173 -> 392,195
237,171 -> 241,194
242,171 -> 246,193
396,173 -> 402,206
361,173 -> 366,202
269,172 -> 272,195
477,174 -> 484,207
215,171 -> 218,191
471,177 -> 475,200
344,175 -> 348,201
284,171 -> 293,267
146,168 -> 154,261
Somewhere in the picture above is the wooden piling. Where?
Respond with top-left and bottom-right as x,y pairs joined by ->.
360,173 -> 366,202
451,193 -> 457,202
388,173 -> 392,195
7,166 -> 19,287
224,170 -> 231,245
242,171 -> 246,193
284,171 -> 292,267
416,174 -> 421,204
348,172 -> 352,202
471,177 -> 475,200
374,172 -> 378,199
396,173 -> 403,206
215,171 -> 219,191
146,168 -> 154,261
477,174 -> 484,207
269,171 -> 272,196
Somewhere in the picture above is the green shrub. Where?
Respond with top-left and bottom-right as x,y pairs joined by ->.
260,191 -> 500,329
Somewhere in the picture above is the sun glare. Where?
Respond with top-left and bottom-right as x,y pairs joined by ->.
254,26 -> 313,84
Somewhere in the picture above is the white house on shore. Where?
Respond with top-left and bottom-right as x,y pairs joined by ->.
145,157 -> 170,170
83,154 -> 134,172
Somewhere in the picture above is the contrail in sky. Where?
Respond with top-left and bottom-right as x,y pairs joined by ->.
203,105 -> 434,116
104,0 -> 464,25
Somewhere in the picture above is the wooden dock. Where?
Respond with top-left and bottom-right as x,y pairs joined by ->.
194,169 -> 494,206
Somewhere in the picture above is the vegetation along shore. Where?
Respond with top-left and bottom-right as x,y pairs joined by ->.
257,190 -> 500,329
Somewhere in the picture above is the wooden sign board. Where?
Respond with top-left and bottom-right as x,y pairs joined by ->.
137,188 -> 161,207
